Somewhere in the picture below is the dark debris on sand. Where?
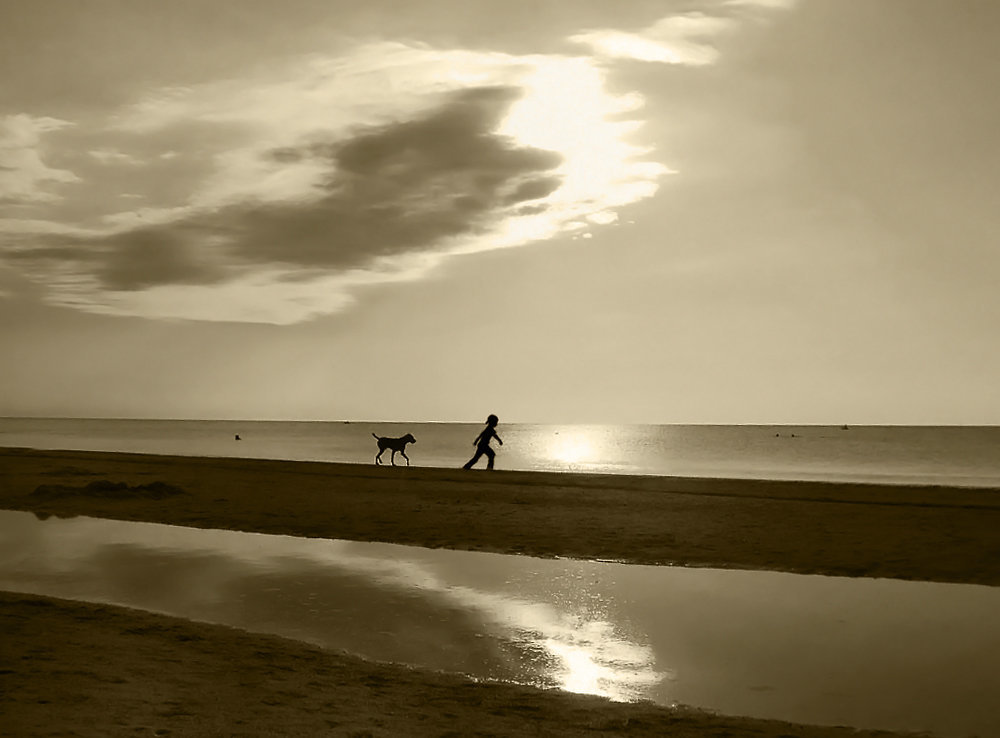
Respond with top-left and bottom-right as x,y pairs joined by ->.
31,480 -> 186,500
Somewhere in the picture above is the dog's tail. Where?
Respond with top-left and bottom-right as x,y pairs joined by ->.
372,433 -> 380,440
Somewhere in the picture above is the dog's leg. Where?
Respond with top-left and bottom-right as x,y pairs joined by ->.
401,450 -> 410,466
390,449 -> 398,466
375,448 -> 384,465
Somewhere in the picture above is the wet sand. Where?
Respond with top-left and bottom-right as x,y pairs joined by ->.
2,446 -> 998,736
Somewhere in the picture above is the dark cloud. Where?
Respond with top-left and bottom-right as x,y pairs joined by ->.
97,227 -> 227,290
503,176 -> 563,205
513,203 -> 550,217
266,147 -> 304,164
18,85 -> 564,294
4,225 -> 226,292
228,85 -> 562,269
4,245 -> 91,263
330,86 -> 548,181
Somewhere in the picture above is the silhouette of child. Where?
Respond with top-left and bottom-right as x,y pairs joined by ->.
463,414 -> 503,470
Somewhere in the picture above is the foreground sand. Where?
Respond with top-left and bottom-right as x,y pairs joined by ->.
2,447 -> 998,736
2,592 -> 914,737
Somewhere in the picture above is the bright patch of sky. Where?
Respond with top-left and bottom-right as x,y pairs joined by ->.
0,115 -> 80,203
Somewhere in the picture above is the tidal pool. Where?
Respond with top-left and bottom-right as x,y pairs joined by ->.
0,510 -> 997,737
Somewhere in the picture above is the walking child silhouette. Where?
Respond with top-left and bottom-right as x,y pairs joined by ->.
463,414 -> 503,470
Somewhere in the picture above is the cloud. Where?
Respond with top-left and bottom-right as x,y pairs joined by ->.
724,0 -> 797,9
3,43 -> 668,323
569,13 -> 735,65
0,115 -> 79,204
97,226 -> 229,290
62,86 -> 564,293
88,148 -> 142,165
231,86 -> 563,269
0,218 -> 101,236
569,2 -> 797,65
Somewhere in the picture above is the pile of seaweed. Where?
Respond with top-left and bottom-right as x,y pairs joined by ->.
31,480 -> 186,500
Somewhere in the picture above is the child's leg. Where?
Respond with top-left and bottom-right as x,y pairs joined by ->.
484,446 -> 496,469
463,449 -> 483,469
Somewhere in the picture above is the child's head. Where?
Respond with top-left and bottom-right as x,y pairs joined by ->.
486,414 -> 499,426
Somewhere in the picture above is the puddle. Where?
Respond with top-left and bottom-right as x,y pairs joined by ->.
0,510 -> 997,737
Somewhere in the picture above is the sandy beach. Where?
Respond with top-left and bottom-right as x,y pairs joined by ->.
3,446 -> 998,736
3,447 -> 999,584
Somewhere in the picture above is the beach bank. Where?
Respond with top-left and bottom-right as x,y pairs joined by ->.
1,591 -> 926,738
2,447 -> 998,585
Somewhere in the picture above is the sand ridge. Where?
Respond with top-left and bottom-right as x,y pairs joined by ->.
2,447 -> 999,585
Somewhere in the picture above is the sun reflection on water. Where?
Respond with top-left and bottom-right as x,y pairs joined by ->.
539,622 -> 664,701
550,434 -> 595,465
474,596 -> 661,700
547,426 -> 612,468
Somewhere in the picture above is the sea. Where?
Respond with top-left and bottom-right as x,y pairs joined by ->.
2,417 -> 999,488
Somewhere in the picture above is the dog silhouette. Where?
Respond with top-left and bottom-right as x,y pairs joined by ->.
372,432 -> 416,466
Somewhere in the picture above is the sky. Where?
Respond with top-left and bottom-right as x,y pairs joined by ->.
1,0 -> 998,424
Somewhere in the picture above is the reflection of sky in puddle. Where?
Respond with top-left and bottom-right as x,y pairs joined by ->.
0,511 -> 658,702
1,510 -> 999,737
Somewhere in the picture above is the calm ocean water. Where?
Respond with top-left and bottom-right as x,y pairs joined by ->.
1,418 -> 999,487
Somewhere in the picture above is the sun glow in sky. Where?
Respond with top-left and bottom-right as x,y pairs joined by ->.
2,0 -> 999,423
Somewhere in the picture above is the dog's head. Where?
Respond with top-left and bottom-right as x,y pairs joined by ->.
403,433 -> 416,444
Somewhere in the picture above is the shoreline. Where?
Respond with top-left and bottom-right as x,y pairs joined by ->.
3,446 -> 999,585
5,437 -> 1000,490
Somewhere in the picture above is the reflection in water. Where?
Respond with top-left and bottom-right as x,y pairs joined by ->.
548,432 -> 595,465
0,511 -> 657,702
1,510 -> 999,738
544,425 -> 610,469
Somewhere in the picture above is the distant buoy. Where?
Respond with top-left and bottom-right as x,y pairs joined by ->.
235,434 -> 241,441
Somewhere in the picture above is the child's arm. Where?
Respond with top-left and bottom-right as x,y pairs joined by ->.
493,429 -> 503,445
